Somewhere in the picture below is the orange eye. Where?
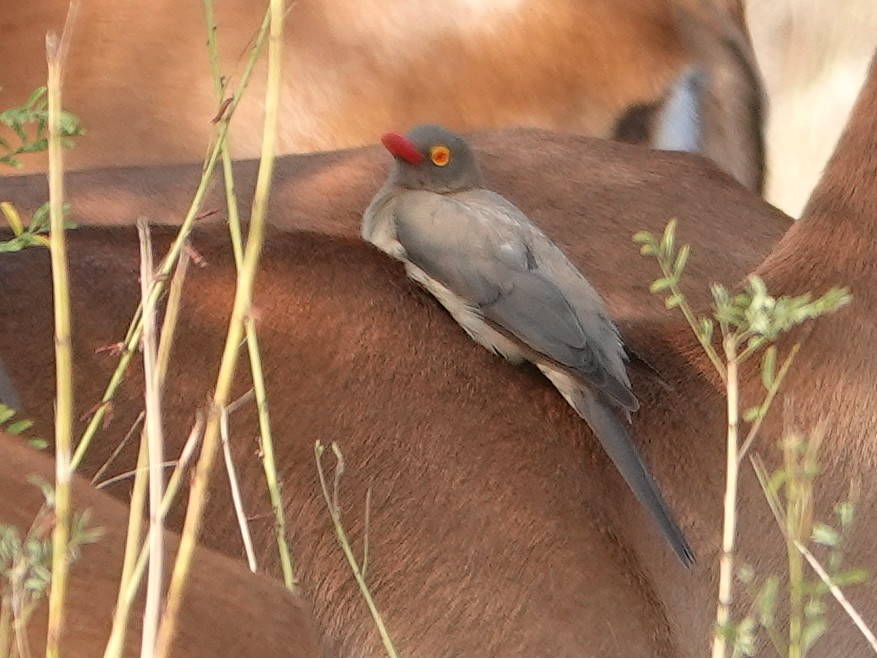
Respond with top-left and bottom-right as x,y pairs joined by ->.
430,145 -> 451,167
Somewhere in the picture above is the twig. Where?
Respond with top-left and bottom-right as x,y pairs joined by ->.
70,6 -> 271,471
121,415 -> 205,607
102,431 -> 149,658
44,4 -> 78,654
315,442 -> 398,658
795,541 -> 877,652
95,461 -> 179,490
136,220 -> 165,658
153,0 -> 285,652
219,407 -> 257,572
712,335 -> 740,658
738,344 -> 801,462
90,411 -> 145,486
203,0 -> 296,591
155,245 -> 191,387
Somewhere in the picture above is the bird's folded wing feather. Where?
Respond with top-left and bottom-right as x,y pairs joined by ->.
394,192 -> 630,400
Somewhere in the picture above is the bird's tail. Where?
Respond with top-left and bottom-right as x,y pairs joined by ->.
575,389 -> 695,568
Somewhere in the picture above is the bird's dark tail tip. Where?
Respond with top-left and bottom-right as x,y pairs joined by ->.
576,390 -> 696,569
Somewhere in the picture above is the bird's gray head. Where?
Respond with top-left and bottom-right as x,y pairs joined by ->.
380,124 -> 485,193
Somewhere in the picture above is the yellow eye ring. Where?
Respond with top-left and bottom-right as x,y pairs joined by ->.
430,145 -> 451,167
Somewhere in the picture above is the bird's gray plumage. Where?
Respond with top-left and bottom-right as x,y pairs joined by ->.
362,124 -> 694,567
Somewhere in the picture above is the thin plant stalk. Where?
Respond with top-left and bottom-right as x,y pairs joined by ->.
153,0 -> 285,652
102,432 -> 149,658
70,8 -> 271,472
44,7 -> 77,654
155,247 -> 191,386
219,408 -> 257,572
203,0 -> 296,591
90,412 -> 145,486
712,335 -> 740,658
650,232 -> 726,381
122,417 -> 204,609
315,442 -> 398,658
737,345 -> 800,462
105,248 -> 191,658
795,541 -> 877,652
137,221 -> 165,658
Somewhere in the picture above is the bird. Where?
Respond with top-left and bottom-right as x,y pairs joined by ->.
361,124 -> 695,568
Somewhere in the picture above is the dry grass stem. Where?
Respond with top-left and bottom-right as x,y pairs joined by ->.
152,1 -> 285,651
136,220 -> 165,658
219,408 -> 257,572
44,4 -> 78,654
203,0 -> 296,591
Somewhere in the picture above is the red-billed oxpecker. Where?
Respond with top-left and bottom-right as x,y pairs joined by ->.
361,124 -> 695,567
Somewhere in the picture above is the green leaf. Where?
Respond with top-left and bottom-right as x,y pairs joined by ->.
664,293 -> 684,309
767,469 -> 790,496
830,568 -> 869,587
27,437 -> 49,450
733,617 -> 758,656
0,202 -> 24,235
659,219 -> 677,259
24,87 -> 47,109
710,282 -> 729,308
673,243 -> 690,278
761,346 -> 777,389
742,405 -> 761,422
649,278 -> 672,293
699,317 -> 714,343
0,406 -> 15,425
756,575 -> 779,627
5,419 -> 33,435
26,475 -> 55,508
801,617 -> 827,653
632,231 -> 655,245
835,500 -> 855,530
804,597 -> 827,618
736,563 -> 754,584
811,523 -> 840,548
639,244 -> 657,257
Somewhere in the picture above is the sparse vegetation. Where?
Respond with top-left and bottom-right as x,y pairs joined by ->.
635,220 -> 873,658
0,86 -> 81,170
0,478 -> 102,658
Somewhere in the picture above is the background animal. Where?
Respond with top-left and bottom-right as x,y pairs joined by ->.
0,0 -> 764,191
0,128 -> 787,656
3,6 -> 877,655
0,431 -> 323,657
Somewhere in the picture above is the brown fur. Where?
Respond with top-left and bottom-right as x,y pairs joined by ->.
0,432 -> 323,657
1,127 -> 788,656
0,0 -> 763,191
2,43 -> 876,658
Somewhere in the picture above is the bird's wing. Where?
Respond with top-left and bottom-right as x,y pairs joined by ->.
393,190 -> 636,409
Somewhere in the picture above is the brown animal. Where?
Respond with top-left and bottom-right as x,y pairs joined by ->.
1,49 -> 876,658
0,138 -> 783,656
0,431 -> 323,657
0,0 -> 764,192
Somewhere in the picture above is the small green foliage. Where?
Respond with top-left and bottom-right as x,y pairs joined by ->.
0,201 -> 76,254
0,86 -> 83,169
0,404 -> 46,450
636,219 -> 870,658
634,221 -> 851,377
0,479 -> 103,652
1,89 -> 80,256
756,576 -> 780,629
